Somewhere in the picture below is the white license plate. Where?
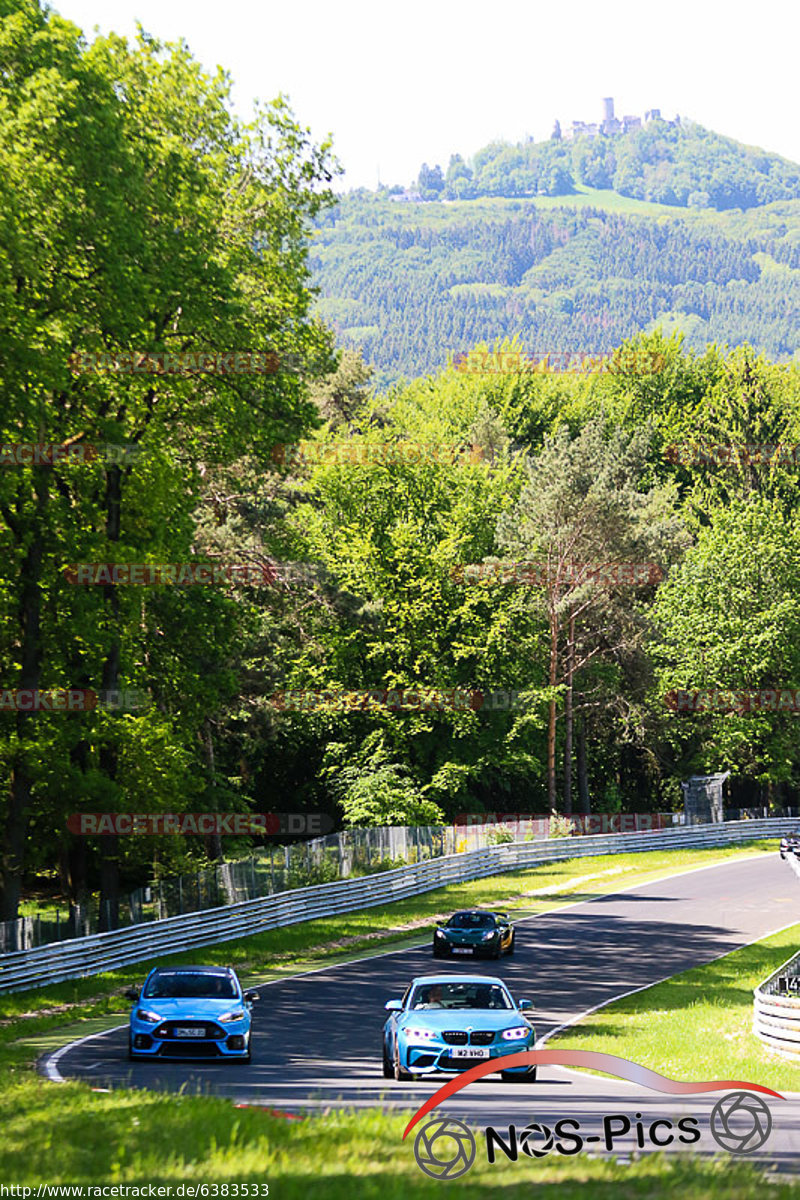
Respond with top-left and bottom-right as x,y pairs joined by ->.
452,947 -> 473,955
174,1026 -> 206,1038
450,1047 -> 490,1059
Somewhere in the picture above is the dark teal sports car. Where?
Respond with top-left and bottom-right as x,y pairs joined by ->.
432,910 -> 515,959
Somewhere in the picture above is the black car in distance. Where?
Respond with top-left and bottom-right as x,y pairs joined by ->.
432,910 -> 515,959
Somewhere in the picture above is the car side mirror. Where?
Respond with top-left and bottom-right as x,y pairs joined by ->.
244,990 -> 260,1003
518,998 -> 533,1010
124,988 -> 140,1002
384,999 -> 403,1011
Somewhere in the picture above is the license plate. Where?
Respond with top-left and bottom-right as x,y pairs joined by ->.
174,1026 -> 205,1038
451,1047 -> 490,1058
452,947 -> 473,955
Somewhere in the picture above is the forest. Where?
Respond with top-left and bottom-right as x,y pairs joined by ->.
311,192 -> 800,383
1,0 -> 800,926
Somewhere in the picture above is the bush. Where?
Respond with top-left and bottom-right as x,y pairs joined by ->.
549,811 -> 577,838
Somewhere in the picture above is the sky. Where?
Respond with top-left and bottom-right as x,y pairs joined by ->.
54,0 -> 800,191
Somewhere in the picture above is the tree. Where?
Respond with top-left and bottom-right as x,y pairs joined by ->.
0,6 -> 337,923
496,419 -> 686,811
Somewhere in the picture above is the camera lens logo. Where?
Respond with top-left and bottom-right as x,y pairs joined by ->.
413,1117 -> 476,1180
519,1122 -> 555,1157
710,1091 -> 772,1154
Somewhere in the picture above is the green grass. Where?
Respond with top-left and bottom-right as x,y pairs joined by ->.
553,923 -> 800,1093
0,840 -> 793,1192
0,1092 -> 794,1195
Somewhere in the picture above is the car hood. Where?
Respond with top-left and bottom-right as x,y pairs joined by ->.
440,928 -> 496,941
134,997 -> 243,1019
399,1009 -> 527,1032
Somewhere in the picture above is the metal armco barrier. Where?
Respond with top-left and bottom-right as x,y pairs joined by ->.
753,853 -> 800,1060
0,817 -> 792,995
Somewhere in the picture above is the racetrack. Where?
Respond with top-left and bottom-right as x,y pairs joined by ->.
42,854 -> 800,1169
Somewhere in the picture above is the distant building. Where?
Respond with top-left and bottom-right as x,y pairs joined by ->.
562,99 -> 675,140
568,120 -> 600,139
389,189 -> 423,203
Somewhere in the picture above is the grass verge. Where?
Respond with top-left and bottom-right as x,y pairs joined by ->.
552,919 -> 800,1094
0,1097 -> 796,1194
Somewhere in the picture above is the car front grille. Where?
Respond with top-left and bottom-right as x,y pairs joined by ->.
441,1030 -> 495,1045
153,1022 -> 226,1040
439,1054 -> 488,1070
157,1042 -> 220,1058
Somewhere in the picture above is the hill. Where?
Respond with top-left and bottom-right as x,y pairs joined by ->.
310,193 -> 799,383
415,118 -> 800,210
310,121 -> 800,384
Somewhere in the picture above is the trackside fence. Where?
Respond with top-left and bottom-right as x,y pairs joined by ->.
753,854 -> 800,1060
0,817 -> 794,995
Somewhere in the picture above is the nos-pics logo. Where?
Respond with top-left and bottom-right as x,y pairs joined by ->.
404,1051 -> 780,1180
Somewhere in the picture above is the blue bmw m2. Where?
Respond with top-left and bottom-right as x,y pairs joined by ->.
126,965 -> 259,1062
383,974 -> 536,1082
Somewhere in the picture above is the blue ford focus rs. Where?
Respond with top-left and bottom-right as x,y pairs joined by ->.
382,974 -> 537,1082
126,965 -> 259,1062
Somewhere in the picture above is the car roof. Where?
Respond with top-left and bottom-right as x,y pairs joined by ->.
149,965 -> 234,975
410,974 -> 506,986
450,909 -> 500,917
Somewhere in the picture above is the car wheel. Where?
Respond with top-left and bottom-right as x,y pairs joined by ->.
506,931 -> 516,956
491,942 -> 502,960
501,1067 -> 537,1082
382,1043 -> 393,1078
127,1034 -> 135,1062
394,1042 -> 412,1082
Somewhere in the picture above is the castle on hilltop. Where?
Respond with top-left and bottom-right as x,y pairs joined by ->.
557,97 -> 679,140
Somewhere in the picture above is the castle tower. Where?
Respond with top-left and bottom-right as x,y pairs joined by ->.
602,97 -> 614,123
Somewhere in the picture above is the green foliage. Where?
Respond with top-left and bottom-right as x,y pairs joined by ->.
486,826 -> 515,844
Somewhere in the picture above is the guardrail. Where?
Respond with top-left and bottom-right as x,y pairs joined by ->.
0,817 -> 792,995
753,852 -> 800,1060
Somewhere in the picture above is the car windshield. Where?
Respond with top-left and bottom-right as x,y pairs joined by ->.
143,972 -> 237,999
410,982 -> 512,1009
447,912 -> 495,929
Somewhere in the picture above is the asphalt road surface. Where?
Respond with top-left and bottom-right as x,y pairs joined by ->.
43,855 -> 800,1170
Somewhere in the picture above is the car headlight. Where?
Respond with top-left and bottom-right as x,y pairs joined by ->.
218,1009 -> 246,1023
482,930 -> 497,940
406,1028 -> 436,1040
501,1026 -> 531,1041
435,930 -> 446,938
135,1008 -> 161,1023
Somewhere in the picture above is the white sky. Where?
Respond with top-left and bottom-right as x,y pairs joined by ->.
53,0 -> 800,191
